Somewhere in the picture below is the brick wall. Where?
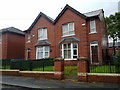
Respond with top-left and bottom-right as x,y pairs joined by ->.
25,8 -> 108,63
25,16 -> 55,60
0,33 -> 25,59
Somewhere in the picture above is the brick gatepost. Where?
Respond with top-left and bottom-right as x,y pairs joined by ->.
54,58 -> 64,80
77,58 -> 89,82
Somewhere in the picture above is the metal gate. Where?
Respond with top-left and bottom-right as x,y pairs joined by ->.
64,61 -> 78,80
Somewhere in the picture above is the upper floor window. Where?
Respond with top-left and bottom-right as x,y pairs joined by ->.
38,28 -> 47,40
90,20 -> 96,33
62,22 -> 74,37
27,32 -> 30,42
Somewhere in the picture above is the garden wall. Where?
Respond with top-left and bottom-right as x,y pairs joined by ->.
87,73 -> 120,83
0,70 -> 54,79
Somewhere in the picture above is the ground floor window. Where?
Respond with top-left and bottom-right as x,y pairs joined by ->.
61,43 -> 78,60
36,46 -> 50,59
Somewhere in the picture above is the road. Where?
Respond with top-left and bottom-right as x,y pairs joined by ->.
0,75 -> 120,89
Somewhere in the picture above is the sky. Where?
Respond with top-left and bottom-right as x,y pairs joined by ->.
0,0 -> 119,31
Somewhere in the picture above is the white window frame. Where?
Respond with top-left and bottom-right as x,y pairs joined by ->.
62,23 -> 75,37
90,41 -> 99,63
38,28 -> 47,40
61,43 -> 78,60
90,20 -> 96,34
36,46 -> 50,59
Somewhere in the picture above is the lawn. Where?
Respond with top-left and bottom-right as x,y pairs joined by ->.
1,65 -> 118,73
90,65 -> 116,73
0,65 -> 10,69
32,66 -> 54,71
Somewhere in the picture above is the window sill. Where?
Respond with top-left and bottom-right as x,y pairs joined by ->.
64,59 -> 77,60
62,34 -> 75,37
38,38 -> 48,41
26,41 -> 31,43
89,32 -> 97,34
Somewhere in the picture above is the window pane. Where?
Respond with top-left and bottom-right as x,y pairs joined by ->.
40,52 -> 43,59
62,24 -> 68,33
73,50 -> 77,55
39,47 -> 43,52
64,50 -> 67,58
68,50 -> 71,58
73,56 -> 77,58
45,46 -> 49,51
68,43 -> 71,49
45,52 -> 49,58
39,29 -> 42,36
64,44 -> 67,49
69,31 -> 74,35
43,28 -> 47,39
69,23 -> 74,31
37,52 -> 40,59
73,43 -> 77,48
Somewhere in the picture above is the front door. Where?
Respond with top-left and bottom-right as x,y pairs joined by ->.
91,45 -> 98,63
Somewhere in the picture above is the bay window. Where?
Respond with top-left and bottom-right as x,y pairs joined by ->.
61,43 -> 78,60
36,46 -> 49,59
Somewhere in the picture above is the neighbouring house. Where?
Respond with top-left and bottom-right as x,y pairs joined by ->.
24,4 -> 108,63
108,42 -> 120,56
0,27 -> 25,59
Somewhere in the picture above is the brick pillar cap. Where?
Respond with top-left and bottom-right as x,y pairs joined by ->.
54,58 -> 64,61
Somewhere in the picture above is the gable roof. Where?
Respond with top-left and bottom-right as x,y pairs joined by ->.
27,12 -> 54,31
83,9 -> 103,17
54,4 -> 87,24
0,27 -> 25,35
25,4 -> 104,32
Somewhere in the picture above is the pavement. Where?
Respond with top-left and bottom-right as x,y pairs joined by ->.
0,75 -> 120,89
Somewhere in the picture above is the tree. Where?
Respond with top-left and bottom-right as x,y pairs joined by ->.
105,12 -> 120,55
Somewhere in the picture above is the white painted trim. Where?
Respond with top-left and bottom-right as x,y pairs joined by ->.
89,32 -> 97,34
0,70 -> 19,71
87,73 -> 120,77
64,59 -> 77,60
54,72 -> 63,75
20,71 -> 54,74
78,73 -> 87,76
78,72 -> 120,77
62,34 -> 75,37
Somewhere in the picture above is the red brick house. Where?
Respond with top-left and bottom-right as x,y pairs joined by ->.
0,27 -> 25,59
24,4 -> 108,63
